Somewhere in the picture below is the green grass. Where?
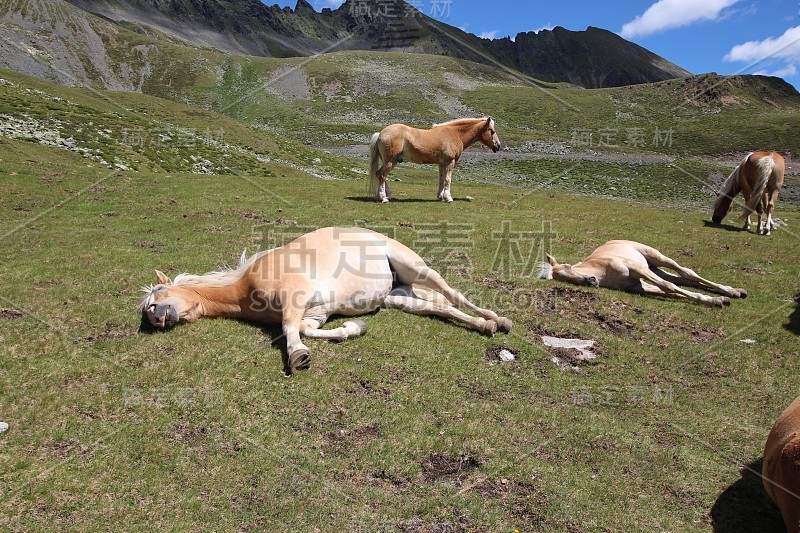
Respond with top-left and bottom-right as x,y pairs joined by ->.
0,127 -> 798,530
1,38 -> 799,530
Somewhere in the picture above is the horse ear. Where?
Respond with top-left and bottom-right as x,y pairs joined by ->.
155,270 -> 171,285
546,254 -> 557,266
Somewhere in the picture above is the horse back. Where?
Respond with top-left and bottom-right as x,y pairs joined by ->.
764,395 -> 800,532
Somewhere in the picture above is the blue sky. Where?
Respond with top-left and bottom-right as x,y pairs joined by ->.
270,0 -> 800,88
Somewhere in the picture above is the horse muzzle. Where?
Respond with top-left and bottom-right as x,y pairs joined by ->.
492,144 -> 501,153
585,276 -> 599,288
147,303 -> 179,329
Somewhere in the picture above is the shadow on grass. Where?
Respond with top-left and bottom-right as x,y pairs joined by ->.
710,458 -> 784,532
345,196 -> 466,203
703,220 -> 748,233
785,294 -> 800,335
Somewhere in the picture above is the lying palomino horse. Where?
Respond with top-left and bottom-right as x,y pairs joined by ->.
763,394 -> 800,532
711,151 -> 785,235
538,240 -> 747,307
139,227 -> 511,373
368,117 -> 501,203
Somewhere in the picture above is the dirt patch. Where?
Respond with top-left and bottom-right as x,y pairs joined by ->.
85,322 -> 137,344
167,422 -> 209,445
478,276 -> 516,292
541,286 -> 598,308
396,510 -> 472,533
323,424 -> 381,454
484,346 -> 519,364
0,309 -> 23,320
548,347 -> 587,368
421,453 -> 482,485
473,479 -> 548,526
656,316 -> 722,343
587,310 -> 635,335
739,266 -> 766,275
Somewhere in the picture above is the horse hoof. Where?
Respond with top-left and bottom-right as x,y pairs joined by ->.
715,297 -> 731,307
380,198 -> 389,204
496,317 -> 513,333
737,289 -> 748,299
346,320 -> 368,336
482,320 -> 498,337
289,349 -> 311,373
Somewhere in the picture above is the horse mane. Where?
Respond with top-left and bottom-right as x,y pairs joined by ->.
712,152 -> 752,216
137,249 -> 276,311
537,262 -> 553,280
172,249 -> 272,287
433,117 -> 489,128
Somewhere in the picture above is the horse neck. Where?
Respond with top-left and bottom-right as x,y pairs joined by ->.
712,164 -> 742,219
452,120 -> 486,147
177,278 -> 252,319
572,261 -> 605,280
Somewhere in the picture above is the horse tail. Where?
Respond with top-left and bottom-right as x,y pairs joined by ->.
739,153 -> 774,221
711,153 -> 749,223
368,132 -> 382,197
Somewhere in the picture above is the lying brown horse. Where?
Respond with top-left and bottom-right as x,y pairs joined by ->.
711,151 -> 785,235
139,227 -> 511,373
539,240 -> 747,307
763,394 -> 800,532
368,117 -> 501,203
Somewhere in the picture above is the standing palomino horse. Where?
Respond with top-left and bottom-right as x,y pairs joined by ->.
538,240 -> 747,307
139,227 -> 511,374
763,394 -> 800,532
368,117 -> 501,203
711,151 -> 785,235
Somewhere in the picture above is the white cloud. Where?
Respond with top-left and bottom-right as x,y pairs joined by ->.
725,25 -> 800,63
533,24 -> 554,34
479,30 -> 498,40
620,0 -> 740,39
753,64 -> 798,78
725,26 -> 800,81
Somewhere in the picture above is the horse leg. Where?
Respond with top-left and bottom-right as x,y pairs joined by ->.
638,246 -> 746,298
764,188 -> 779,236
383,289 -> 499,336
395,267 -> 510,331
440,161 -> 455,203
756,198 -> 765,235
630,265 -> 731,307
300,318 -> 369,341
377,161 -> 395,203
741,179 -> 753,230
437,164 -> 447,200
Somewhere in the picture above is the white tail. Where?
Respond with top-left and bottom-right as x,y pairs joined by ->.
368,132 -> 382,197
740,154 -> 775,220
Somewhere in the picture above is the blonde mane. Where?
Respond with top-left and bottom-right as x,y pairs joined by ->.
538,262 -> 553,280
712,152 -> 751,213
433,117 -> 490,128
172,249 -> 272,287
137,249 -> 274,311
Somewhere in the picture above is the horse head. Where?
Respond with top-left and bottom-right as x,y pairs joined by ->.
138,270 -> 203,330
540,255 -> 600,288
711,192 -> 734,224
480,117 -> 501,153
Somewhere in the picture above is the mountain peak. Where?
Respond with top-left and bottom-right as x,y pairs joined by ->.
60,0 -> 689,88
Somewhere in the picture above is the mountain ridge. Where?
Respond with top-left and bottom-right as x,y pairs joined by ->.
59,0 -> 691,88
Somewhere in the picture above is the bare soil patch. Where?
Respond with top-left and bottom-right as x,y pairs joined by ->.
421,453 -> 482,485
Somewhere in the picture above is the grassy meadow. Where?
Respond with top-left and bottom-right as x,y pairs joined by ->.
0,55 -> 799,531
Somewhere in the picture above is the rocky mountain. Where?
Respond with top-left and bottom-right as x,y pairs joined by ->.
59,0 -> 690,88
